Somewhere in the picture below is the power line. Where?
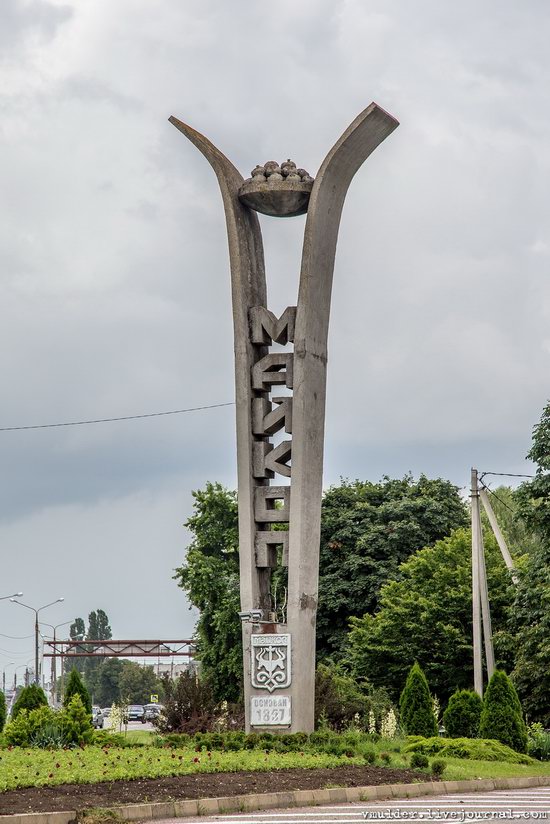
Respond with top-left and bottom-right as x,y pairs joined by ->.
0,633 -> 34,640
0,401 -> 235,432
479,481 -> 516,514
480,471 -> 535,479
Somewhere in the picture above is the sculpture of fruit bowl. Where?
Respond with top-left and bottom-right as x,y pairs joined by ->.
238,160 -> 314,218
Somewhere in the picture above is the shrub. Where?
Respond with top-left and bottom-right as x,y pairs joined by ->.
399,663 -> 438,737
479,670 -> 528,753
527,723 -> 550,761
379,751 -> 391,764
11,683 -> 48,720
443,689 -> 483,738
155,672 -> 219,734
363,748 -> 376,764
431,758 -> 446,777
314,663 -> 369,731
63,694 -> 94,745
4,709 -> 32,746
0,691 -> 6,732
63,669 -> 92,715
404,735 -> 532,764
410,751 -> 429,769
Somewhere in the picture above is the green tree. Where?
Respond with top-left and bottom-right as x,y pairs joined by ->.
83,609 -> 112,696
0,691 -> 6,732
317,476 -> 468,658
62,694 -> 94,745
94,658 -> 124,707
509,403 -> 550,725
479,670 -> 528,753
64,668 -> 92,715
346,528 -> 513,701
118,661 -> 163,704
174,482 -> 242,703
314,663 -> 370,730
65,617 -> 86,676
442,689 -> 483,738
399,662 -> 438,737
11,683 -> 48,720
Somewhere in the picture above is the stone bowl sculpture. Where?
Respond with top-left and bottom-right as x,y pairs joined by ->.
238,160 -> 314,218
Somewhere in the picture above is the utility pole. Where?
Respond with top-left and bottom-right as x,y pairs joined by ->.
479,488 -> 518,583
471,468 -> 483,696
476,498 -> 495,681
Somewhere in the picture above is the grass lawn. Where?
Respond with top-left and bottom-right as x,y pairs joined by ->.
0,747 -> 372,792
1,741 -> 549,793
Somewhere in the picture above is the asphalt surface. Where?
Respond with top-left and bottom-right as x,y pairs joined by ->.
160,786 -> 550,823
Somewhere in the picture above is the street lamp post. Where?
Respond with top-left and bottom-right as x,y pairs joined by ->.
40,620 -> 72,705
0,592 -> 23,601
2,662 -> 15,694
10,599 -> 64,685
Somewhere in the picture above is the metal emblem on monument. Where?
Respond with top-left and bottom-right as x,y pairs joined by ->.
251,633 -> 291,692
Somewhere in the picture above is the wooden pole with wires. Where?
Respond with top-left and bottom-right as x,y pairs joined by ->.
471,468 -> 484,696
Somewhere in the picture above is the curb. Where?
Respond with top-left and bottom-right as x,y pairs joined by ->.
1,775 -> 549,824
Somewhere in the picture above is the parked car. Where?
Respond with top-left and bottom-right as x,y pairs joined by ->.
91,706 -> 104,729
143,704 -> 163,722
127,704 -> 145,722
101,707 -> 112,718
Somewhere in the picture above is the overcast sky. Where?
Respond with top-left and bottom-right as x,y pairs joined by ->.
1,0 -> 549,681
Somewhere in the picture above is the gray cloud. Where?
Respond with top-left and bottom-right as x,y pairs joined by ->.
1,0 -> 549,673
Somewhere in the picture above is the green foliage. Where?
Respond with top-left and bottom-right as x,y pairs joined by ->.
5,705 -> 58,747
83,609 -> 112,695
479,670 -> 528,754
0,691 -> 6,732
174,482 -> 242,703
155,671 -> 219,734
93,658 -> 124,707
346,528 -> 513,700
399,663 -> 438,737
63,694 -> 94,746
11,683 -> 48,720
118,661 -> 163,705
314,663 -> 370,730
317,476 -> 468,658
410,751 -> 429,769
443,689 -> 483,738
4,709 -> 32,746
64,668 -> 92,715
527,723 -> 550,761
431,758 -> 446,777
404,735 -> 532,764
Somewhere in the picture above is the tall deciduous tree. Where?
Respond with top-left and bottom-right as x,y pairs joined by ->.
174,482 -> 242,703
346,528 -> 513,701
510,402 -> 550,724
317,476 -> 468,658
84,609 -> 112,694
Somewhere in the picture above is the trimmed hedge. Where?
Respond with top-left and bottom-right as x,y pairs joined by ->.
404,735 -> 532,764
479,671 -> 528,754
399,663 -> 438,737
443,689 -> 483,738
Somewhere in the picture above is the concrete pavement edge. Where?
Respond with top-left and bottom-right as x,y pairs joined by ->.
1,774 -> 549,823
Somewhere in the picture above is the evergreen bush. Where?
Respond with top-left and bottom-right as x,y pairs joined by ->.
443,689 -> 483,738
399,663 -> 438,737
11,683 -> 48,720
63,668 -> 92,715
63,694 -> 94,745
479,670 -> 528,753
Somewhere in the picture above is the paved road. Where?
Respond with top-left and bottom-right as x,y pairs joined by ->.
162,786 -> 550,824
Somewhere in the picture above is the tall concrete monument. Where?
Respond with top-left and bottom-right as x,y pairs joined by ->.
170,103 -> 398,732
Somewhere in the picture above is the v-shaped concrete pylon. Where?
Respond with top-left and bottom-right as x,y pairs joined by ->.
170,104 -> 398,732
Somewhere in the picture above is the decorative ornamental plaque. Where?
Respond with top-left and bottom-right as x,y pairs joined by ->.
250,695 -> 291,726
251,633 -> 291,692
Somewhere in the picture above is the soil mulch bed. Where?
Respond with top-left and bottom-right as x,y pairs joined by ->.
0,765 -> 431,815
